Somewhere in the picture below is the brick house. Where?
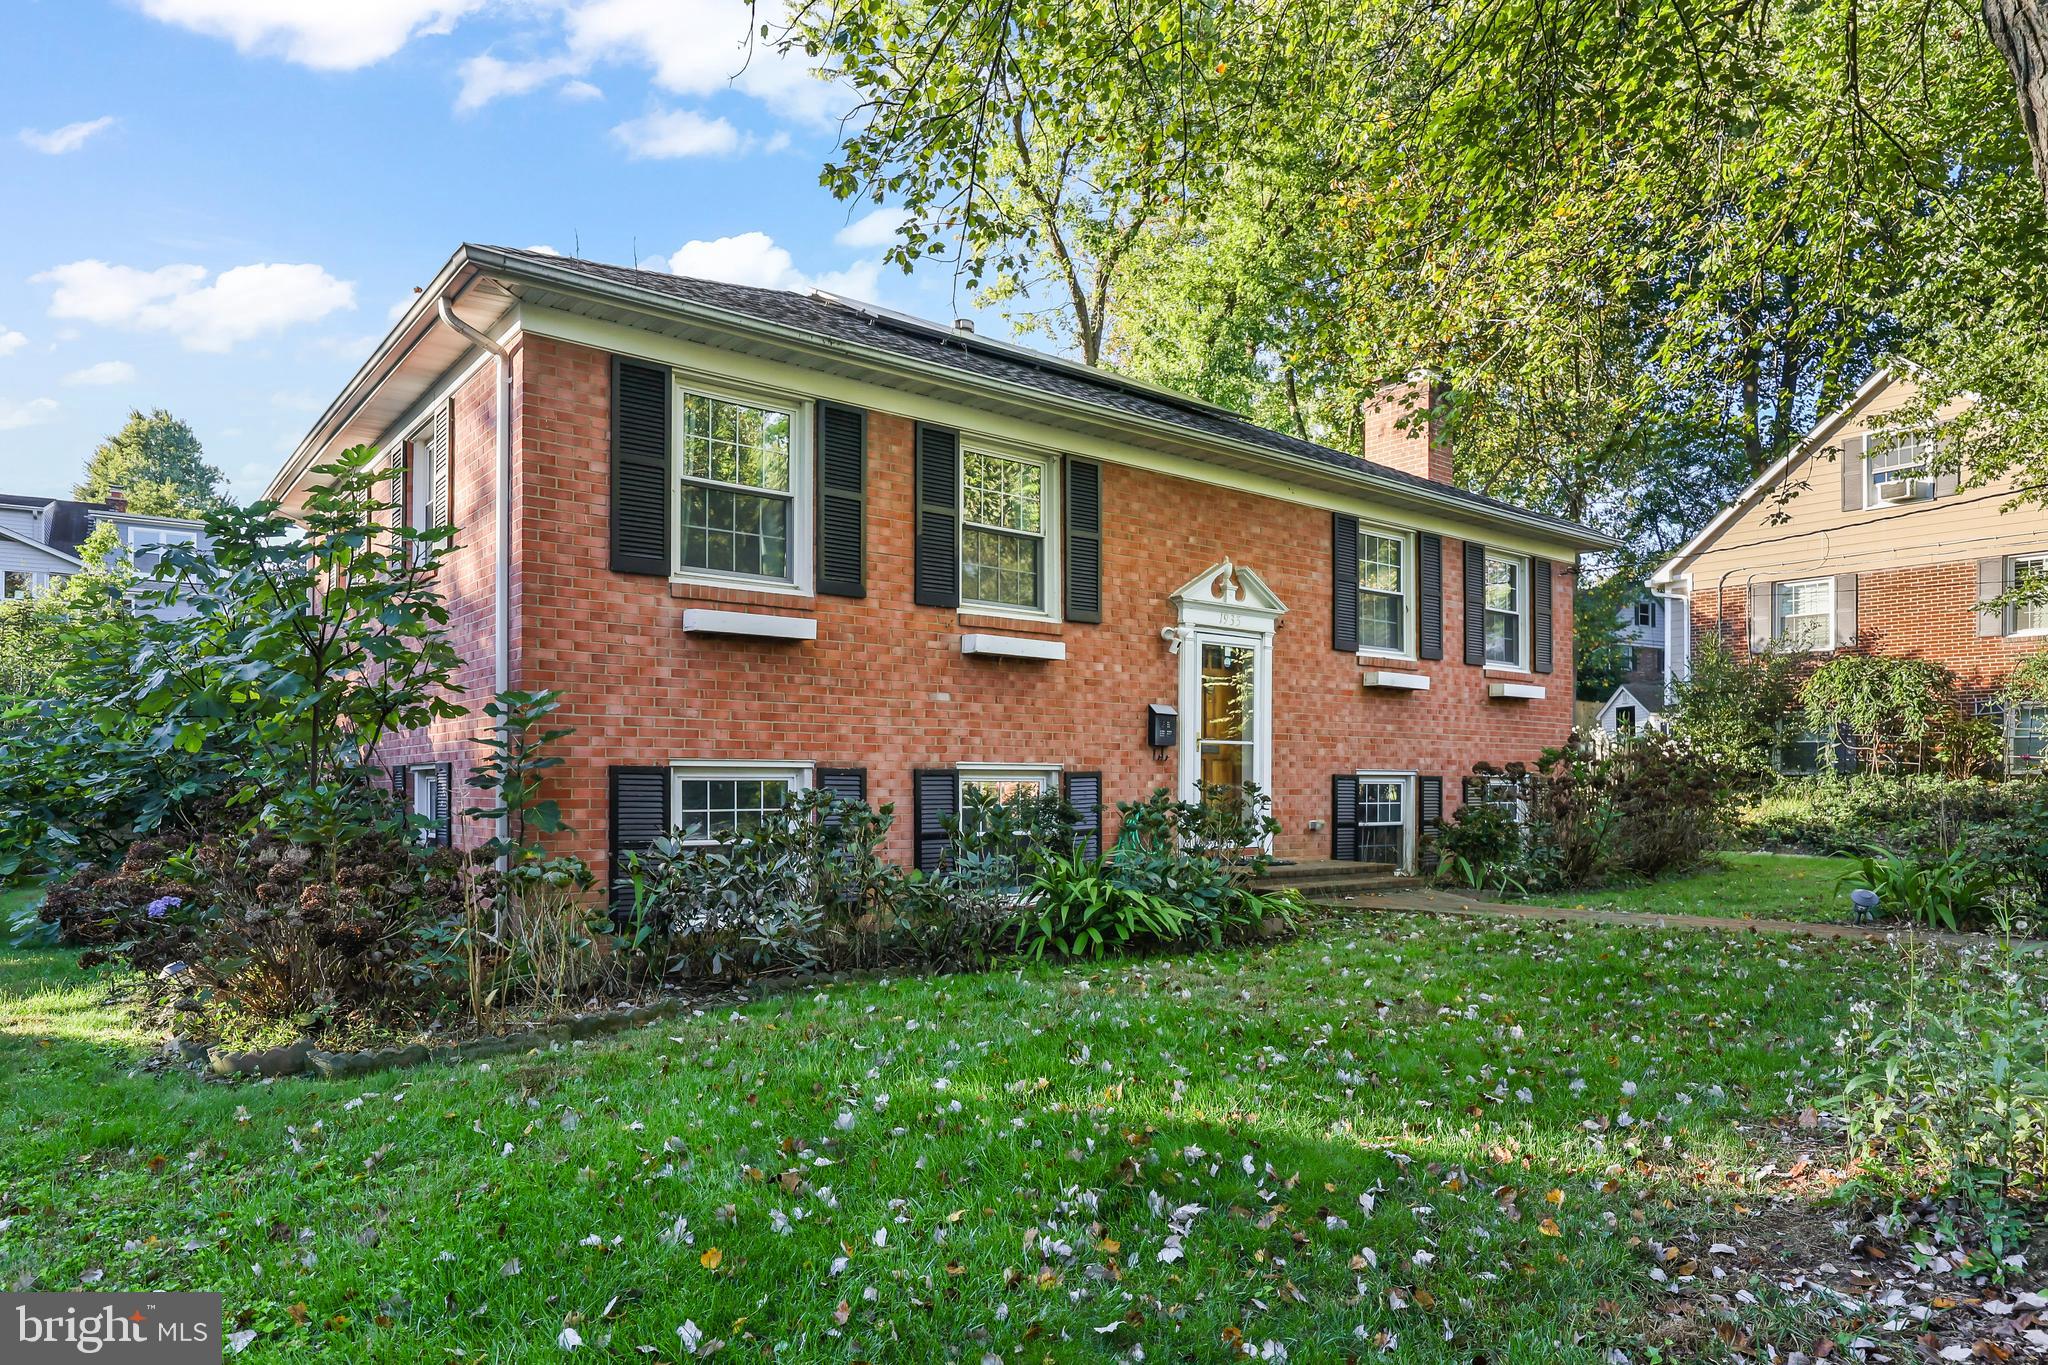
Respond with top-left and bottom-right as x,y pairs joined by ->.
268,245 -> 1608,886
1650,367 -> 2048,772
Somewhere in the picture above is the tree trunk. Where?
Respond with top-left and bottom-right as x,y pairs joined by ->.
1983,0 -> 2048,207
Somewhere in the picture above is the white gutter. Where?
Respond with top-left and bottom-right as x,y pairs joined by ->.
436,298 -> 514,856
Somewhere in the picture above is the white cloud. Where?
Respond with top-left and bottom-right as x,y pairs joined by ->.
525,244 -> 562,255
834,208 -> 909,251
63,361 -> 136,387
610,108 -> 741,159
136,0 -> 483,70
455,53 -> 580,113
0,328 -> 25,357
659,233 -> 882,302
19,116 -> 116,155
563,0 -> 838,121
36,259 -> 357,353
559,79 -> 604,102
0,398 -> 58,431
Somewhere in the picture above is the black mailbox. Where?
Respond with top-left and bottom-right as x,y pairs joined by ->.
1147,704 -> 1178,749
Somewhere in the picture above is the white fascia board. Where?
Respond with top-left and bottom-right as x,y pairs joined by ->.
961,632 -> 1066,661
682,608 -> 818,640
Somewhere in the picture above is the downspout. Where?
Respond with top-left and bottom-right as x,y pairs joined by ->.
436,299 -> 514,856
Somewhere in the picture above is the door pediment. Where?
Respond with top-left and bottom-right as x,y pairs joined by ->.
1168,559 -> 1287,635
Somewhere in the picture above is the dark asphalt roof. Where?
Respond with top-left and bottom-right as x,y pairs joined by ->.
480,246 -> 1604,544
0,493 -> 107,556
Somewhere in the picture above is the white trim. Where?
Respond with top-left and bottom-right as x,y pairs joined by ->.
1480,549 -> 1530,668
666,760 -> 815,846
2011,554 -> 2048,636
1360,668 -> 1430,691
2007,701 -> 2047,776
1353,521 -> 1418,661
1772,575 -> 1837,652
957,762 -> 1062,786
681,608 -> 818,640
1354,770 -> 1418,874
670,370 -> 814,595
961,632 -> 1066,660
1488,680 -> 1547,700
1860,426 -> 1935,509
958,439 -> 1061,621
1652,367 -> 1900,587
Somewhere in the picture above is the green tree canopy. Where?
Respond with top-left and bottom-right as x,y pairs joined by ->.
74,408 -> 228,518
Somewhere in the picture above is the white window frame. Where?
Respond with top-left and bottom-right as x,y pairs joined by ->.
1355,523 -> 1415,661
2009,703 -> 2048,775
956,441 -> 1061,620
1633,599 -> 1656,628
1482,550 -> 1529,669
1862,430 -> 1934,508
407,768 -> 440,845
1773,577 -> 1836,652
0,570 -> 50,600
1355,771 -> 1415,873
669,372 -> 814,597
957,764 -> 1061,802
2011,555 -> 2048,637
667,759 -> 815,847
1774,719 -> 1830,775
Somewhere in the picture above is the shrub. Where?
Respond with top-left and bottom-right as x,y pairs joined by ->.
1838,846 -> 2004,932
1015,849 -> 1192,959
1802,654 -> 1987,776
1666,636 -> 1803,786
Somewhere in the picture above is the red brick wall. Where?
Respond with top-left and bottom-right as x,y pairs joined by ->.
375,353 -> 510,839
491,335 -> 1575,872
1690,560 -> 2046,703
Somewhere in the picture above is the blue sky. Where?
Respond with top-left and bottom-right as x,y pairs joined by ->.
0,0 -> 1009,503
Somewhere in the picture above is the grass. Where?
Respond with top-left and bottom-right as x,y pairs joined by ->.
1515,852 -> 1860,924
0,909 -> 1990,1362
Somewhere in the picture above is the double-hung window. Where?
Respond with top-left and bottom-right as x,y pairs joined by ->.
1773,578 -> 1834,651
2013,556 -> 2048,636
128,526 -> 198,574
960,448 -> 1052,613
1865,433 -> 1932,506
1483,551 -> 1526,666
1633,599 -> 1656,628
1776,720 -> 1829,774
676,383 -> 804,587
1356,528 -> 1410,656
1357,775 -> 1408,867
1,571 -> 35,599
2011,704 -> 2048,774
670,762 -> 812,846
957,764 -> 1058,830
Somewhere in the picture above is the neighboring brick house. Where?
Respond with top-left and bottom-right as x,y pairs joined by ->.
268,245 -> 1608,886
1651,367 -> 2048,773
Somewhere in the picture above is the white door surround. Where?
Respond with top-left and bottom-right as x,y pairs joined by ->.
1164,560 -> 1286,819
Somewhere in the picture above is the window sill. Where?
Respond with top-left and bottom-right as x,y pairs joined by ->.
682,608 -> 817,641
1356,649 -> 1418,666
959,611 -> 1064,637
1488,680 -> 1548,701
1361,669 -> 1430,692
1482,663 -> 1531,676
961,633 -> 1066,661
669,578 -> 815,608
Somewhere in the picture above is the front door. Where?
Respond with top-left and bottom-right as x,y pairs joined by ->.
1177,628 -> 1273,830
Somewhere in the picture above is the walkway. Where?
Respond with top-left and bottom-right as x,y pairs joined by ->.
1341,885 -> 2031,952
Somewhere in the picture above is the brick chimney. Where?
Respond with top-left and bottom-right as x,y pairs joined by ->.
1358,373 -> 1452,484
104,485 -> 128,512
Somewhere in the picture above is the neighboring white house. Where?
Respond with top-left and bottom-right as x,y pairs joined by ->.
0,488 -> 210,618
1591,682 -> 1665,738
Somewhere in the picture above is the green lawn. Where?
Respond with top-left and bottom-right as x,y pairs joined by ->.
0,910 -> 1993,1361
1517,852 -> 1858,924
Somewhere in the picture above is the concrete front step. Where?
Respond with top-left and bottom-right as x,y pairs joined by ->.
1252,860 -> 1407,901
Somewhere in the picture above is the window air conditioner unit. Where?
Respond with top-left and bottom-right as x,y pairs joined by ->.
1876,478 -> 1927,504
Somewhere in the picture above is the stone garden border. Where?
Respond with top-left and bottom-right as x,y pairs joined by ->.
181,997 -> 701,1081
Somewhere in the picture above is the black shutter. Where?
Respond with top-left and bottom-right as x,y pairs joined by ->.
816,403 -> 867,598
1418,775 -> 1444,872
432,761 -> 453,847
1462,541 -> 1487,665
1331,512 -> 1359,652
1417,532 -> 1443,661
1532,560 -> 1554,674
608,766 -> 671,907
389,764 -> 408,798
816,766 -> 868,829
1332,775 -> 1360,861
610,357 -> 670,576
1064,457 -> 1102,624
912,769 -> 958,872
913,425 -> 960,608
1063,771 -> 1103,859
